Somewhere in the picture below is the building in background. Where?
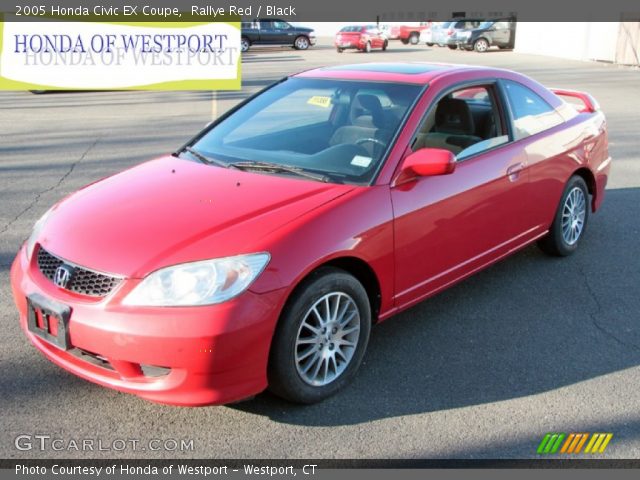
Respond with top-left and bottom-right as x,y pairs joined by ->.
515,22 -> 639,65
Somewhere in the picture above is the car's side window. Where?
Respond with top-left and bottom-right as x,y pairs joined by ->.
412,84 -> 508,160
503,80 -> 564,140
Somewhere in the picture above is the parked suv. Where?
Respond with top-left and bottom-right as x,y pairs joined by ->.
432,19 -> 483,48
241,20 -> 316,52
454,19 -> 516,52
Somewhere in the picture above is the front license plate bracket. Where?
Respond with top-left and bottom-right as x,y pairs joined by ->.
26,293 -> 71,350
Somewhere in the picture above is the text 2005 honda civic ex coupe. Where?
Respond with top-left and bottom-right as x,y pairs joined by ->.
11,63 -> 611,406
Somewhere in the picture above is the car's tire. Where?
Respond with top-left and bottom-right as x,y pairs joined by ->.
382,40 -> 388,51
364,41 -> 372,53
268,267 -> 372,404
400,38 -> 409,45
473,38 -> 489,52
448,44 -> 458,50
294,36 -> 310,50
426,42 -> 435,46
537,176 -> 590,257
240,37 -> 250,53
409,33 -> 419,45
336,47 -> 344,53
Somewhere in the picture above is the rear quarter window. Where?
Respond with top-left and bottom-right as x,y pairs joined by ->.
503,80 -> 564,140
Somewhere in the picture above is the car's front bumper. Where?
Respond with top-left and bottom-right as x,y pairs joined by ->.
10,246 -> 286,406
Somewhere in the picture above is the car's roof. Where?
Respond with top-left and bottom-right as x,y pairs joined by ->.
293,62 -> 498,85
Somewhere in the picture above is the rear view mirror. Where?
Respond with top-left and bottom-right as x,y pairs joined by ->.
399,148 -> 456,181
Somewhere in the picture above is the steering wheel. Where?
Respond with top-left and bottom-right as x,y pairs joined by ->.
355,137 -> 386,148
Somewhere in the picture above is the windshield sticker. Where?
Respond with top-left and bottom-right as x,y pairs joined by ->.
307,96 -> 332,108
351,155 -> 372,168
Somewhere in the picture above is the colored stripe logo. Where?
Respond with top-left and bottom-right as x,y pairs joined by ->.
537,433 -> 613,454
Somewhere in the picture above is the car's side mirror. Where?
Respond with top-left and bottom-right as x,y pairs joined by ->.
396,148 -> 456,184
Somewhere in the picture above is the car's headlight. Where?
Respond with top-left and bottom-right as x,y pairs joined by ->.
122,253 -> 270,307
25,207 -> 54,261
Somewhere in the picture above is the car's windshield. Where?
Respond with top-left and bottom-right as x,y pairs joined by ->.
478,21 -> 495,29
190,78 -> 423,184
340,26 -> 363,32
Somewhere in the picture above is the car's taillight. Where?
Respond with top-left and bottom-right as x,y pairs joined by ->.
447,29 -> 453,36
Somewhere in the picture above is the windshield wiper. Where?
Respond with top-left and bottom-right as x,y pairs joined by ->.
230,161 -> 330,183
183,146 -> 230,169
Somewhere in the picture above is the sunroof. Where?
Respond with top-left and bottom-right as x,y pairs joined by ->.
324,63 -> 446,75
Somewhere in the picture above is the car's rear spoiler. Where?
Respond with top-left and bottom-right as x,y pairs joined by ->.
550,88 -> 600,113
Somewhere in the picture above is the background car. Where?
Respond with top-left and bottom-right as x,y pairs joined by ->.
419,27 -> 433,46
396,22 -> 431,45
432,19 -> 483,48
454,19 -> 517,52
241,19 -> 316,52
335,25 -> 388,53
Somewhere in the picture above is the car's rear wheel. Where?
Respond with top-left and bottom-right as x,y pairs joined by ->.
448,44 -> 458,50
382,40 -> 388,51
240,37 -> 250,53
364,41 -> 372,53
538,175 -> 590,256
268,267 -> 371,404
294,36 -> 310,50
336,47 -> 344,53
474,38 -> 489,52
400,38 -> 409,45
426,42 -> 435,46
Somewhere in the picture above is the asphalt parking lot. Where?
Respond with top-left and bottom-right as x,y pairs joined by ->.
1,38 -> 639,459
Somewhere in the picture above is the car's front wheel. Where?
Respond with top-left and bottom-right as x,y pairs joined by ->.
538,175 -> 590,256
409,33 -> 419,45
268,267 -> 371,404
294,36 -> 310,50
382,40 -> 388,51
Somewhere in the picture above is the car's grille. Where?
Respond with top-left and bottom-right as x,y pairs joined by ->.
37,247 -> 122,298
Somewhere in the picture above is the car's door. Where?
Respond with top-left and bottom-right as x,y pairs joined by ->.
491,21 -> 511,47
364,26 -> 381,48
255,21 -> 275,43
272,20 -> 296,44
390,82 -> 534,308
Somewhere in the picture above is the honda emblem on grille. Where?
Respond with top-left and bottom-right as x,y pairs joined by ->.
53,265 -> 74,289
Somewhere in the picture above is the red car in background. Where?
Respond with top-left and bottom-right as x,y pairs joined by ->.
335,25 -> 388,53
11,63 -> 610,406
397,22 -> 431,44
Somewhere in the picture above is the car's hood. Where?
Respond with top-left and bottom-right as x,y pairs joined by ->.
39,156 -> 354,278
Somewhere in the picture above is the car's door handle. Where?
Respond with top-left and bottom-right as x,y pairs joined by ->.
507,162 -> 526,182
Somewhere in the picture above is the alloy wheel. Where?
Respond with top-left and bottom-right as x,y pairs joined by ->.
561,186 -> 587,245
294,292 -> 361,387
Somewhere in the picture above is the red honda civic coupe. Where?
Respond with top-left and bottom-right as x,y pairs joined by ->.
11,63 -> 611,406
